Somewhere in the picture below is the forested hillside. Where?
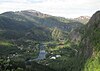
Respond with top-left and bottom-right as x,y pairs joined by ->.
0,10 -> 83,41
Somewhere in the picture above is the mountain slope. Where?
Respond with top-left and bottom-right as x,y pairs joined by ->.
0,10 -> 83,31
75,11 -> 100,71
0,16 -> 51,40
83,11 -> 100,71
59,11 -> 100,71
0,10 -> 83,41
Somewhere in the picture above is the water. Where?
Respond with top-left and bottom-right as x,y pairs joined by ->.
35,44 -> 47,60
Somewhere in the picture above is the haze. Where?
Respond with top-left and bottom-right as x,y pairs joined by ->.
0,0 -> 100,18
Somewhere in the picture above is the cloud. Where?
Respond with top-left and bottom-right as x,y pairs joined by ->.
0,0 -> 100,18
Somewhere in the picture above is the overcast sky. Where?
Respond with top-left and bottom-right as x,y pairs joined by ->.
0,0 -> 100,18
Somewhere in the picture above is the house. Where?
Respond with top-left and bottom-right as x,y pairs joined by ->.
50,56 -> 56,59
56,55 -> 61,58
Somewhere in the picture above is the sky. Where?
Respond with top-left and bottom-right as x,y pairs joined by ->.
0,0 -> 100,18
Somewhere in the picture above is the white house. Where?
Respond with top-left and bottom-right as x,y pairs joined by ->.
56,55 -> 61,58
50,56 -> 56,59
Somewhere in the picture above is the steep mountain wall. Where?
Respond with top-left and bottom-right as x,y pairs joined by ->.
78,11 -> 100,71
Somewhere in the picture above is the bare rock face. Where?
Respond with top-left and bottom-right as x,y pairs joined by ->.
74,16 -> 90,24
15,10 -> 50,18
69,29 -> 81,44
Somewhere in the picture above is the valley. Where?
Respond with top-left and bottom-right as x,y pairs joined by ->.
0,10 -> 100,71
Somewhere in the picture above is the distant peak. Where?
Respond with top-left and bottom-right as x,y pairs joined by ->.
15,10 -> 40,14
75,16 -> 90,19
21,10 -> 39,13
1,10 -> 51,18
15,10 -> 50,18
73,16 -> 90,24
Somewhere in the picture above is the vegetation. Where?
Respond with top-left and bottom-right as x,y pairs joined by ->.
0,10 -> 99,71
83,21 -> 100,71
0,57 -> 56,71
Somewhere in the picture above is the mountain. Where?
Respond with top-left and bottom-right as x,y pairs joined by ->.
0,10 -> 83,41
1,10 -> 83,31
73,11 -> 100,71
81,11 -> 100,71
69,11 -> 100,71
74,16 -> 90,24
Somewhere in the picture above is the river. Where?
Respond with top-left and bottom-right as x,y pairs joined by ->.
35,44 -> 47,60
